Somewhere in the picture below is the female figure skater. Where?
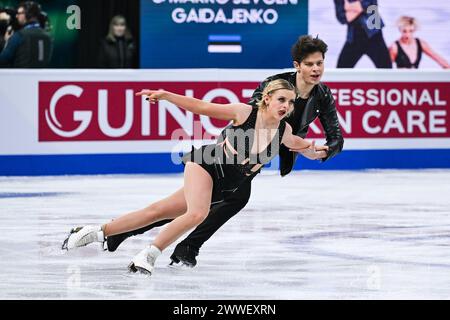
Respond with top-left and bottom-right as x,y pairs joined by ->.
389,16 -> 450,69
62,79 -> 323,276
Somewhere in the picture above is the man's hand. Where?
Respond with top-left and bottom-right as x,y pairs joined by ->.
290,140 -> 329,160
344,0 -> 363,23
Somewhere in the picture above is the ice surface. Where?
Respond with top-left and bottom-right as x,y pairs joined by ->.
1,170 -> 450,299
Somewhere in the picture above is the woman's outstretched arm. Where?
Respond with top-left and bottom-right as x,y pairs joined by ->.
281,123 -> 313,150
282,123 -> 329,158
136,89 -> 250,123
421,40 -> 450,69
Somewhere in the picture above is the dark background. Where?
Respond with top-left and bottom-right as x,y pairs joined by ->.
0,0 -> 140,67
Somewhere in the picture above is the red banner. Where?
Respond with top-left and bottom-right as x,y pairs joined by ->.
38,81 -> 449,141
326,82 -> 449,138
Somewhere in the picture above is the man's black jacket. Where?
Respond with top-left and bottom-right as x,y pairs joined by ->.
248,71 -> 344,176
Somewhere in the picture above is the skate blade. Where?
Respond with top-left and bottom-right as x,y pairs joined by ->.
167,260 -> 193,269
61,237 -> 69,251
61,227 -> 77,250
61,227 -> 85,251
128,263 -> 152,276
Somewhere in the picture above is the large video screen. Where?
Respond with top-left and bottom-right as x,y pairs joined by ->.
309,0 -> 450,69
140,0 -> 308,68
140,0 -> 450,69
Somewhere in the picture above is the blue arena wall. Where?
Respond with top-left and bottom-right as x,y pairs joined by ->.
1,149 -> 450,176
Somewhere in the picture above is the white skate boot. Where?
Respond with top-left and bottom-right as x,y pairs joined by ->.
128,245 -> 161,276
62,225 -> 105,250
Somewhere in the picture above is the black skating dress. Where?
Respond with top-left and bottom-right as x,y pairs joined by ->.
395,39 -> 423,69
183,106 -> 287,204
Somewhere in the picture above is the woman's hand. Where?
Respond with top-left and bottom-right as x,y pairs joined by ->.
135,89 -> 167,104
315,145 -> 329,152
290,140 -> 329,160
288,136 -> 314,151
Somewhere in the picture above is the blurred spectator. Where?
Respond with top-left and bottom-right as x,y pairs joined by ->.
334,0 -> 391,68
98,15 -> 136,68
389,16 -> 450,69
0,1 -> 53,67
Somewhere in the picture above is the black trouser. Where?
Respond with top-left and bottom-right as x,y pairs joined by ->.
108,178 -> 252,253
178,180 -> 251,249
337,31 -> 392,68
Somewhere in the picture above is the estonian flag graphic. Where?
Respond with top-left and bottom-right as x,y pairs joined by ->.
208,35 -> 242,53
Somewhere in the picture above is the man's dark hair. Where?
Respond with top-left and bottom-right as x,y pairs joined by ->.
291,35 -> 328,63
19,1 -> 41,21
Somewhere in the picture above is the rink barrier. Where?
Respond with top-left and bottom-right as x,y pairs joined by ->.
0,69 -> 449,175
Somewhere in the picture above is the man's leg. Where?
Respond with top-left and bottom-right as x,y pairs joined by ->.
106,219 -> 172,252
337,41 -> 364,68
170,179 -> 252,266
366,32 -> 392,68
107,178 -> 252,256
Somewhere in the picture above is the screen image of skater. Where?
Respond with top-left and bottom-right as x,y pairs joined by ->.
309,0 -> 450,68
389,16 -> 450,69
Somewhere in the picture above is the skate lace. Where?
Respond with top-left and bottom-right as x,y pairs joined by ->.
77,230 -> 98,246
146,252 -> 157,266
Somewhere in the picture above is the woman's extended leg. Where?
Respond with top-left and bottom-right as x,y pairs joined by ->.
128,162 -> 213,274
152,162 -> 213,251
63,187 -> 187,250
103,187 -> 187,237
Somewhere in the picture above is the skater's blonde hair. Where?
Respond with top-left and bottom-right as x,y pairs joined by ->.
256,79 -> 298,116
397,16 -> 419,31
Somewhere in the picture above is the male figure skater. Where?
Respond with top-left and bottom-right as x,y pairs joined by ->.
334,0 -> 391,68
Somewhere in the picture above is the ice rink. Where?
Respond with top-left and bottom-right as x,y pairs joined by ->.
1,170 -> 450,299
